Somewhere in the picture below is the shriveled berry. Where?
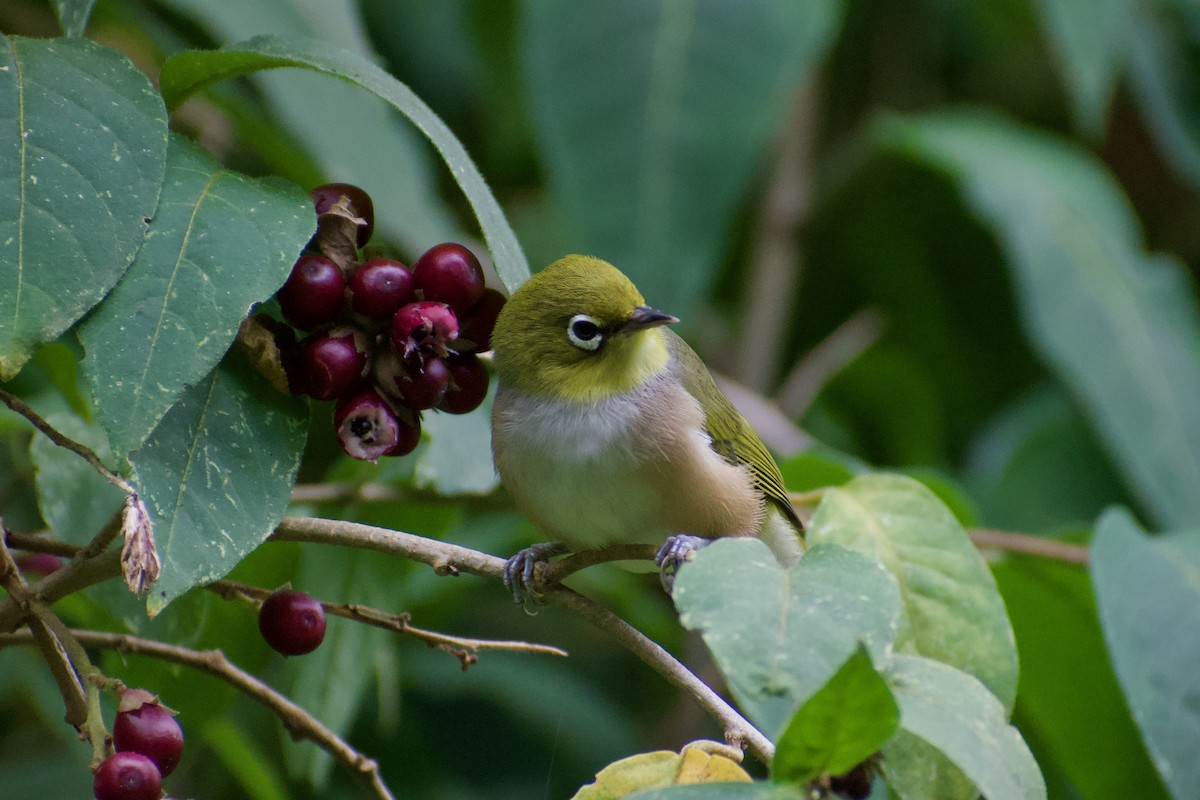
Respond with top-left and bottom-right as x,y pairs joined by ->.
300,327 -> 370,401
259,589 -> 327,656
114,692 -> 184,777
93,752 -> 161,800
16,552 -> 63,576
277,255 -> 345,330
334,388 -> 404,461
439,355 -> 489,414
310,182 -> 374,247
391,301 -> 458,359
350,259 -> 414,321
457,288 -> 505,353
412,243 -> 485,314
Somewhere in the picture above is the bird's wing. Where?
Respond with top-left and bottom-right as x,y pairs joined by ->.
666,331 -> 804,533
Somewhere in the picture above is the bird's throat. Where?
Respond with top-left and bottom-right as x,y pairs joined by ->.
548,329 -> 671,402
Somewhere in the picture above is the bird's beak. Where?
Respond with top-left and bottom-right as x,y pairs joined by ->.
622,305 -> 680,334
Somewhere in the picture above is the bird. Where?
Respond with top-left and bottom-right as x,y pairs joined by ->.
490,255 -> 804,605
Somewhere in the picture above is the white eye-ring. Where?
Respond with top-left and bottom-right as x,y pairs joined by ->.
567,314 -> 604,351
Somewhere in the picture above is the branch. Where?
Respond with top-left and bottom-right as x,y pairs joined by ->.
0,628 -> 394,800
969,528 -> 1089,565
0,387 -> 135,495
774,308 -> 886,418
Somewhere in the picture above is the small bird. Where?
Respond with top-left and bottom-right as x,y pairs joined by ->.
490,255 -> 804,604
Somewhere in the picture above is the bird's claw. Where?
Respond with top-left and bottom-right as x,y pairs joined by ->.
655,534 -> 711,594
503,542 -> 570,609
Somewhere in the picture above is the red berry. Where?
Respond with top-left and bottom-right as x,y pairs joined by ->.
395,356 -> 451,411
16,552 -> 64,576
457,288 -> 505,353
391,301 -> 458,359
93,752 -> 161,800
439,355 -> 489,414
350,259 -> 414,321
334,388 -> 404,461
299,327 -> 370,401
114,694 -> 184,777
277,255 -> 345,330
412,243 -> 485,314
387,408 -> 422,457
258,590 -> 327,656
310,183 -> 374,247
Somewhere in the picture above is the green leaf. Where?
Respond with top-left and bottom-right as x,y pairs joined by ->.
884,655 -> 1046,800
50,1 -> 96,37
1091,508 -> 1200,800
413,384 -> 499,496
777,450 -> 858,493
0,35 -> 167,379
522,0 -> 841,315
807,473 -> 1018,711
993,554 -> 1169,800
29,411 -> 123,545
674,539 -> 901,738
1032,0 -> 1131,136
876,110 -> 1200,530
772,644 -> 899,784
129,351 -> 308,615
628,785 -> 805,800
155,0 -> 460,255
78,133 -> 312,460
158,34 -> 530,292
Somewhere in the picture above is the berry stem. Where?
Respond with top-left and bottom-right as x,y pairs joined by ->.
0,387 -> 136,496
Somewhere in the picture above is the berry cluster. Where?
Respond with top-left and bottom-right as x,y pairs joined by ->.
275,183 -> 504,461
93,690 -> 184,800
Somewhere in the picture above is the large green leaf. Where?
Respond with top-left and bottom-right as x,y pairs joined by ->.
156,0 -> 460,256
1091,508 -> 1200,800
158,34 -> 530,292
78,134 -> 312,461
807,473 -> 1018,711
1032,0 -> 1131,136
884,656 -> 1046,800
521,0 -> 840,315
628,786 -> 804,800
0,35 -> 167,379
674,539 -> 901,738
993,554 -> 1168,800
876,111 -> 1200,529
772,644 -> 899,784
129,351 -> 308,615
413,384 -> 499,496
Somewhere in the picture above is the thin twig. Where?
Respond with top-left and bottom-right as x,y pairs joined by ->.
0,629 -> 395,800
0,387 -> 134,494
774,308 -> 887,418
969,529 -> 1089,565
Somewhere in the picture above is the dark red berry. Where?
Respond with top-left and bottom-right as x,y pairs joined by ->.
259,590 -> 327,656
310,183 -> 374,248
93,752 -> 161,800
387,407 -> 422,457
439,355 -> 489,414
299,327 -> 370,401
391,301 -> 458,358
334,388 -> 405,461
350,259 -> 414,321
395,356 -> 451,411
457,288 -> 505,353
16,552 -> 63,576
277,255 -> 345,330
114,693 -> 184,777
412,243 -> 485,314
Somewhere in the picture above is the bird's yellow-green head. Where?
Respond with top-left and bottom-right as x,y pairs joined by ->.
492,255 -> 678,402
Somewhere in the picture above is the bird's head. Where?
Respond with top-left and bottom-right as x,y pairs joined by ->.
492,255 -> 679,401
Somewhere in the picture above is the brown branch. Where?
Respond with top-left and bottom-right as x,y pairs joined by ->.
0,629 -> 394,800
0,387 -> 134,495
969,529 -> 1090,565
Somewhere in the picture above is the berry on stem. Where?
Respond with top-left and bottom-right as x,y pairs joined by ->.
393,355 -> 451,411
412,243 -> 485,314
16,552 -> 63,576
310,182 -> 375,247
299,327 -> 371,401
334,388 -> 404,461
258,589 -> 327,656
457,288 -> 506,353
439,354 -> 490,414
114,690 -> 184,777
277,255 -> 345,330
391,301 -> 459,359
350,258 -> 414,321
93,752 -> 161,800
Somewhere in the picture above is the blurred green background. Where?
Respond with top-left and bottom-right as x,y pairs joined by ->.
2,0 -> 1198,797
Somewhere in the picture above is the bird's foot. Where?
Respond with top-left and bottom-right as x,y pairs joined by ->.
655,534 -> 712,594
503,542 -> 570,609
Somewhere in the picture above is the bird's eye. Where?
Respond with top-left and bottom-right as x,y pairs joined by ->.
567,315 -> 604,351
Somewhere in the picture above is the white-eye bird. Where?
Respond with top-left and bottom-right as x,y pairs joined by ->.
490,255 -> 804,604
